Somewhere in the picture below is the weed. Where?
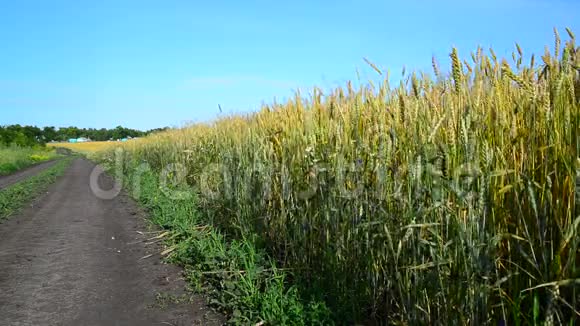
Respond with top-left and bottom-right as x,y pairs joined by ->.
123,170 -> 332,325
0,146 -> 60,176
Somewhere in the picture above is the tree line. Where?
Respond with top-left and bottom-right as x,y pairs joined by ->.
0,124 -> 169,147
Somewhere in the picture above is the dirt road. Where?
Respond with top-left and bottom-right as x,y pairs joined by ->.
0,159 -> 223,326
0,160 -> 60,190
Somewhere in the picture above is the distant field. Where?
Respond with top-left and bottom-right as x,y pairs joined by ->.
47,141 -> 122,153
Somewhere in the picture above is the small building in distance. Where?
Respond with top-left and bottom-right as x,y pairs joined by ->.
69,137 -> 91,143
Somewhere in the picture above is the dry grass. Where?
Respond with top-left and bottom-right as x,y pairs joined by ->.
98,30 -> 580,324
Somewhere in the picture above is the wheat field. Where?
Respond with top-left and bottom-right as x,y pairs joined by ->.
48,141 -> 125,154
98,30 -> 579,324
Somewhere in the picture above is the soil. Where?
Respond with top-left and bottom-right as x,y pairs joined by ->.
0,158 -> 224,326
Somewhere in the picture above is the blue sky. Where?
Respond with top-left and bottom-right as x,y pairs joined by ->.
0,0 -> 578,130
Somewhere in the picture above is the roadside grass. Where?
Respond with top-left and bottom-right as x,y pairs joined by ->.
151,293 -> 194,309
0,157 -> 73,221
123,168 -> 332,325
97,30 -> 580,324
0,146 -> 60,176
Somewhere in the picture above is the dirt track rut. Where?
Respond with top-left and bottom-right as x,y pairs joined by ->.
0,158 -> 223,326
0,160 -> 60,190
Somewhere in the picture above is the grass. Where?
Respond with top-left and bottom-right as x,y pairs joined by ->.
116,168 -> 332,325
0,157 -> 73,221
98,30 -> 580,324
47,141 -> 124,154
0,146 -> 60,176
